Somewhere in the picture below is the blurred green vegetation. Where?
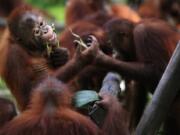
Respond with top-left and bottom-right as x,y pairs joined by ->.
25,0 -> 65,23
26,0 -> 65,6
0,79 -> 6,89
46,6 -> 65,23
0,78 -> 12,99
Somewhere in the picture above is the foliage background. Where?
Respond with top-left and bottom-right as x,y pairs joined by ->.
26,0 -> 66,23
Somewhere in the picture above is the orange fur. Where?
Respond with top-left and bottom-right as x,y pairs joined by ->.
0,78 -> 102,135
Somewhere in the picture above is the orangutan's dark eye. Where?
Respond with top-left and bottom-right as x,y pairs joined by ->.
34,28 -> 41,36
40,22 -> 43,26
39,21 -> 46,27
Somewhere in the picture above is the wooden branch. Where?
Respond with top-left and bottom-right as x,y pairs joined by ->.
135,41 -> 180,135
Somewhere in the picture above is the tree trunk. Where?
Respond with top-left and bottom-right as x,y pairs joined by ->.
135,41 -> 180,135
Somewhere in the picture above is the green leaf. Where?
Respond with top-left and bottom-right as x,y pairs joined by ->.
73,90 -> 100,108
